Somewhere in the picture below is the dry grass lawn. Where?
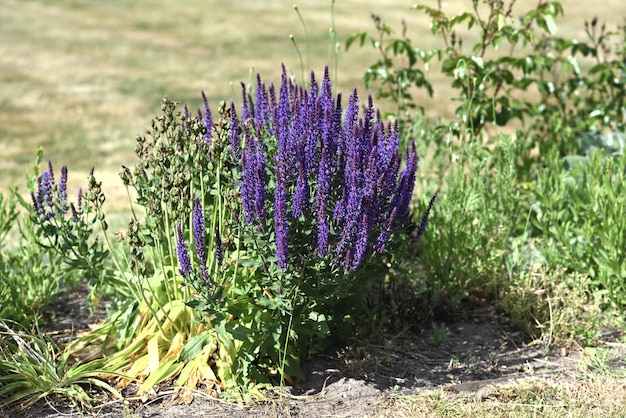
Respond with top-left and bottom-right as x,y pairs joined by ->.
0,0 -> 623,218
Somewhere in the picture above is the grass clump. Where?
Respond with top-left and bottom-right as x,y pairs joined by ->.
0,319 -> 122,412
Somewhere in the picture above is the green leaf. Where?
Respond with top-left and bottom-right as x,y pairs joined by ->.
541,15 -> 557,35
345,31 -> 369,51
497,13 -> 506,31
441,57 -> 461,74
471,56 -> 484,69
180,331 -> 212,362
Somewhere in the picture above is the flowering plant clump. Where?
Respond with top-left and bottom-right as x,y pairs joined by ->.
29,155 -> 109,289
231,65 -> 425,273
171,65 -> 433,388
23,66 -> 432,398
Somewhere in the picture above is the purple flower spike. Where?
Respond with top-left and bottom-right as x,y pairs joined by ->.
291,159 -> 309,219
176,224 -> 192,278
229,101 -> 241,159
41,172 -> 54,210
316,200 -> 329,257
315,143 -> 331,256
393,142 -> 418,222
47,160 -> 55,185
241,82 -> 253,122
274,163 -> 289,269
192,197 -> 207,272
413,193 -> 437,242
58,165 -> 68,212
241,128 -> 268,226
31,190 -> 44,218
254,75 -> 271,131
30,191 -> 39,213
375,207 -> 397,253
241,138 -> 255,224
70,202 -> 78,220
77,187 -> 83,212
201,90 -> 213,142
253,143 -> 267,223
276,69 -> 291,173
215,225 -> 224,267
352,213 -> 371,270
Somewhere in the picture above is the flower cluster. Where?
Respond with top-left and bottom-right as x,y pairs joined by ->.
176,197 -> 223,289
27,159 -> 110,284
414,192 -> 437,243
31,160 -> 78,221
231,66 -> 421,271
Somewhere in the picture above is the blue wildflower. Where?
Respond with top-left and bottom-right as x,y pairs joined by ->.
240,82 -> 253,122
77,187 -> 83,212
201,91 -> 213,142
215,225 -> 224,267
70,202 -> 78,220
413,193 -> 437,242
254,75 -> 271,132
315,146 -> 331,257
58,165 -> 68,213
229,101 -> 241,160
30,190 -> 44,218
253,137 -> 267,224
291,158 -> 309,219
274,162 -> 289,269
176,224 -> 192,278
42,171 -> 54,210
192,197 -> 209,284
47,160 -> 55,185
393,143 -> 418,222
232,65 -> 421,271
241,133 -> 256,224
241,125 -> 268,225
351,213 -> 371,270
276,69 -> 292,174
375,207 -> 397,253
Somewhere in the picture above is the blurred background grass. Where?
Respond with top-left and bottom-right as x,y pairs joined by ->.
1,0 -> 623,225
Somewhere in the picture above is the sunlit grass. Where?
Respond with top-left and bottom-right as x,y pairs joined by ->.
390,362 -> 626,417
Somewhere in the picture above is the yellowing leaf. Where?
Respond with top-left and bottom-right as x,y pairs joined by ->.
162,332 -> 187,363
138,358 -> 183,395
147,335 -> 161,373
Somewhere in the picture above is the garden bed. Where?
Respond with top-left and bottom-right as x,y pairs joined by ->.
17,287 -> 624,418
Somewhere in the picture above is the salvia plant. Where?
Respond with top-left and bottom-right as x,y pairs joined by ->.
29,156 -> 109,284
2,149 -> 110,326
19,66 -> 431,400
171,65 -> 433,391
230,65 -> 424,272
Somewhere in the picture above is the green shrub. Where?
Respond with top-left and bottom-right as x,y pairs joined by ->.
350,0 -> 626,341
415,135 -> 523,314
500,257 -> 604,345
348,1 -> 626,166
530,149 -> 626,310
